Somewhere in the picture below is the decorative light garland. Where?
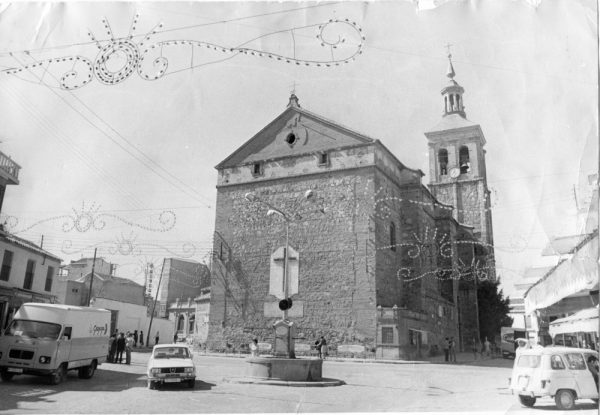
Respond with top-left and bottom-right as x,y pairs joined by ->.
1,201 -> 176,234
3,17 -> 365,90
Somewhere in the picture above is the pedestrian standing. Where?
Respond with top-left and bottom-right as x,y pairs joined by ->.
133,330 -> 138,348
139,330 -> 144,347
449,337 -> 457,363
108,334 -> 117,363
443,337 -> 450,362
125,332 -> 134,364
174,332 -> 178,343
116,332 -> 125,363
471,337 -> 480,360
321,337 -> 328,359
315,336 -> 327,359
155,331 -> 160,346
250,338 -> 259,357
484,337 -> 491,358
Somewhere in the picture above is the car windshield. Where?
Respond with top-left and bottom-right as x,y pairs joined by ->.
5,319 -> 62,340
517,354 -> 541,368
153,347 -> 190,359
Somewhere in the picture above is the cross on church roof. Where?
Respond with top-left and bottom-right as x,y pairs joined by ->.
445,43 -> 456,80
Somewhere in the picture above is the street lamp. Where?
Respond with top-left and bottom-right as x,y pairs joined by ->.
244,190 -> 316,358
245,191 -> 314,321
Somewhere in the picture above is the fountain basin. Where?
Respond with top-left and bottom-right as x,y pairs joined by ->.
246,357 -> 322,381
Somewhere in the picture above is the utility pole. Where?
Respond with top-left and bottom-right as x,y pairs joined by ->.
87,248 -> 97,307
147,259 -> 165,347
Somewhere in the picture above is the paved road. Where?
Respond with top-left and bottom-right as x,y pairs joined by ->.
0,352 -> 597,414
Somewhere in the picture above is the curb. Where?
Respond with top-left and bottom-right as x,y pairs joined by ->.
223,376 -> 345,387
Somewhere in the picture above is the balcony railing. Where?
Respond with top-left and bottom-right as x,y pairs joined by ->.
0,151 -> 20,184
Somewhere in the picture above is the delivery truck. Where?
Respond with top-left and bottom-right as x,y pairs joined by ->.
0,303 -> 110,384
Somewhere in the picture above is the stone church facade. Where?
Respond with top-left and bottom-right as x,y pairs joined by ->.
207,60 -> 493,359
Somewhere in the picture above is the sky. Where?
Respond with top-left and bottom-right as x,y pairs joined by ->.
0,0 -> 596,297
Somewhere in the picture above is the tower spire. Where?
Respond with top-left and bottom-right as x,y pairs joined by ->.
445,43 -> 455,80
440,44 -> 465,118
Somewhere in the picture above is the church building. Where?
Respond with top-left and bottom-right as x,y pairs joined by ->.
207,56 -> 495,359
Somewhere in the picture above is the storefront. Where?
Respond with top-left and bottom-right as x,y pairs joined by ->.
524,230 -> 598,343
549,306 -> 599,349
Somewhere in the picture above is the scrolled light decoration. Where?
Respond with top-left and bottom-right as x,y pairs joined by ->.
5,202 -> 176,235
61,235 -> 197,258
2,16 -> 365,90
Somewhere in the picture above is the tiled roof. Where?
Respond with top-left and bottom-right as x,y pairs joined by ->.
0,231 -> 62,262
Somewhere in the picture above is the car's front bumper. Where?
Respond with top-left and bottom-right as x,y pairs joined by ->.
147,373 -> 195,383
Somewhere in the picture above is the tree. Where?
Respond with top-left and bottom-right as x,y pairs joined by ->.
477,279 -> 513,343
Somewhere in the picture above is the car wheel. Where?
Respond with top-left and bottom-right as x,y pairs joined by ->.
0,369 -> 14,382
50,364 -> 67,385
518,395 -> 536,407
555,389 -> 576,410
188,379 -> 195,389
78,361 -> 97,379
592,398 -> 599,404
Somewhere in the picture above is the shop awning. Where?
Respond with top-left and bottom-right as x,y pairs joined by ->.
549,306 -> 599,337
524,230 -> 598,313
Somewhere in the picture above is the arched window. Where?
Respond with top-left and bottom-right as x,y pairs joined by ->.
449,95 -> 454,108
188,315 -> 195,334
444,96 -> 448,112
456,95 -> 461,110
177,315 -> 185,332
390,222 -> 397,251
459,146 -> 470,174
438,148 -> 448,175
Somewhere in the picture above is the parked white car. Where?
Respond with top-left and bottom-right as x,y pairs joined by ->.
509,346 -> 599,410
146,344 -> 196,389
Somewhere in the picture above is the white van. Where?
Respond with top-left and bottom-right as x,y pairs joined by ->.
509,346 -> 599,410
0,303 -> 110,384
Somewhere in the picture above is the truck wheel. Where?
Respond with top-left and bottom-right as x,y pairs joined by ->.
50,364 -> 67,385
78,361 -> 96,379
187,379 -> 195,389
518,395 -> 536,407
147,380 -> 155,389
555,389 -> 576,410
0,369 -> 14,382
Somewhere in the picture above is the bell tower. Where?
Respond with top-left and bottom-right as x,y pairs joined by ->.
425,51 -> 495,274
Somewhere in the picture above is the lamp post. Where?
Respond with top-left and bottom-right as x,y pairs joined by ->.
245,190 -> 314,357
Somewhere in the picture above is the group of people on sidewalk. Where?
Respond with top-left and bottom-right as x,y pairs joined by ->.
442,336 -> 494,363
108,330 -> 146,364
443,337 -> 457,362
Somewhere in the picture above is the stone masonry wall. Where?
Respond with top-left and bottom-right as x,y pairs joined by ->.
370,169 -> 459,352
207,169 -> 377,351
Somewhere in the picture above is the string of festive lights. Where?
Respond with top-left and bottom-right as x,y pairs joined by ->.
60,234 -> 196,258
2,17 -> 365,90
0,201 -> 176,235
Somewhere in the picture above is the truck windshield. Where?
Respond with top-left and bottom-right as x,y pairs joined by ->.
5,319 -> 62,340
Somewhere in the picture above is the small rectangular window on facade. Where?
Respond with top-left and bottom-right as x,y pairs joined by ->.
44,266 -> 55,292
23,259 -> 36,290
318,152 -> 329,166
252,163 -> 263,176
381,326 -> 394,344
0,250 -> 13,281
